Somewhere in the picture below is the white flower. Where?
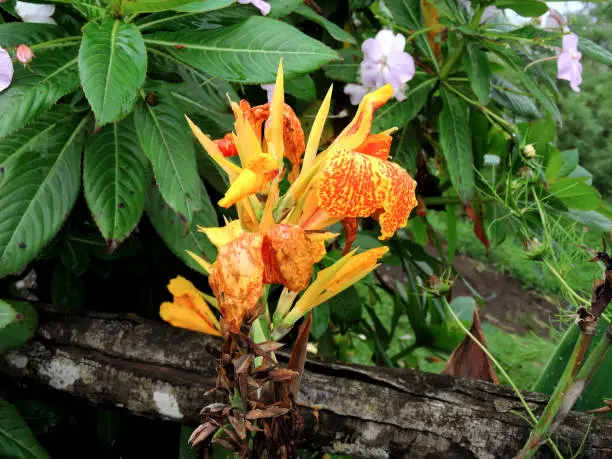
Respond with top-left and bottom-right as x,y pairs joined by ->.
484,154 -> 501,167
459,0 -> 499,24
343,83 -> 370,106
557,33 -> 582,92
15,1 -> 56,24
237,0 -> 271,16
261,84 -> 275,103
0,47 -> 14,92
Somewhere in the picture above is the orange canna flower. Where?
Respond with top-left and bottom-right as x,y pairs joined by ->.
160,277 -> 221,336
208,224 -> 318,333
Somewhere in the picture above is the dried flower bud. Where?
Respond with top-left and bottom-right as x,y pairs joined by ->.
15,44 -> 34,66
519,166 -> 535,182
522,144 -> 536,159
524,237 -> 552,261
425,274 -> 454,296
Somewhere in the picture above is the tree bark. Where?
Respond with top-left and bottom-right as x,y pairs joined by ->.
1,306 -> 610,458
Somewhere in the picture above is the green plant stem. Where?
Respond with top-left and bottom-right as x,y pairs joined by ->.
29,36 -> 82,51
440,41 -> 465,80
442,82 -> 518,134
516,331 -> 594,458
444,299 -> 564,458
543,259 -> 590,307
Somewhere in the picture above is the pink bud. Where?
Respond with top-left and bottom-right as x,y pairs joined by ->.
16,44 -> 35,66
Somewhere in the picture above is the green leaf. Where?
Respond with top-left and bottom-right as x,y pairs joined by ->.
79,19 -> 147,125
463,42 -> 491,105
449,296 -> 475,323
134,83 -> 202,223
329,286 -> 362,326
285,75 -> 316,101
121,0 -> 199,14
97,409 -> 120,450
268,0 -> 302,18
175,0 -> 235,13
71,0 -> 108,20
51,264 -> 84,309
145,16 -> 337,84
0,105 -> 75,186
372,77 -> 436,131
0,116 -> 89,278
295,3 -> 356,44
579,37 -> 612,66
59,238 -> 90,275
145,183 -> 217,274
83,115 -> 149,245
323,48 -> 361,83
179,425 -> 197,459
439,90 -> 474,202
0,299 -> 17,331
0,400 -> 50,459
557,148 -> 579,179
310,301 -> 330,339
0,52 -> 79,137
0,301 -> 38,354
566,209 -> 612,233
446,206 -> 457,263
495,0 -> 547,17
549,178 -> 601,211
0,23 -> 63,47
491,83 -> 540,119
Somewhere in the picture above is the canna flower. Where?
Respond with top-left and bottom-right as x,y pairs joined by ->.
0,48 -> 13,92
237,0 -> 271,16
15,1 -> 56,24
557,33 -> 582,92
160,277 -> 221,336
15,44 -> 34,67
344,30 -> 415,105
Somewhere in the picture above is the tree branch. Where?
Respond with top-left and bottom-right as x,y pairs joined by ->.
1,305 -> 611,458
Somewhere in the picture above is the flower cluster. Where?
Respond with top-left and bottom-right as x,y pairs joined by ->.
344,29 -> 415,105
160,63 -> 417,339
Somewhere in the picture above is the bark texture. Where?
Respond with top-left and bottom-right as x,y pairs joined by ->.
1,306 -> 611,458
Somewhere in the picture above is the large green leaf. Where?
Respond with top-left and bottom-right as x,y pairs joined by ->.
0,52 -> 79,137
175,0 -> 235,13
0,105 -> 75,186
548,178 -> 601,211
579,37 -> 612,66
145,183 -> 217,274
495,0 -> 547,17
0,400 -> 50,459
372,77 -> 436,131
83,115 -> 148,245
268,0 -> 302,18
439,90 -> 474,202
0,23 -> 63,47
0,116 -> 89,278
463,42 -> 491,105
144,16 -> 337,84
323,48 -> 361,83
134,83 -> 201,223
0,299 -> 17,330
121,0 -> 200,14
78,19 -> 147,125
285,75 -> 316,101
0,301 -> 38,354
491,81 -> 540,119
295,3 -> 356,44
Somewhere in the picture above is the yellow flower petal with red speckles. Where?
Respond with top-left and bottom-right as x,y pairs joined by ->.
209,233 -> 265,333
354,129 -> 396,161
218,152 -> 278,208
316,145 -> 417,239
160,276 -> 221,336
334,84 -> 394,150
262,224 -> 314,292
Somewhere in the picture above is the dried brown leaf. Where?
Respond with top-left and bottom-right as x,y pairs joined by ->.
245,406 -> 290,420
288,313 -> 312,397
189,422 -> 218,446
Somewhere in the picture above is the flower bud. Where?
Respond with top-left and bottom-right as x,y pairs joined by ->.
519,166 -> 535,182
15,45 -> 34,66
524,237 -> 552,261
522,144 -> 536,159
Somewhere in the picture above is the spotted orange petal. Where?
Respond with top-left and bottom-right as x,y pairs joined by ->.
214,133 -> 239,157
209,233 -> 265,333
316,145 -> 417,239
262,224 -> 314,292
354,129 -> 395,161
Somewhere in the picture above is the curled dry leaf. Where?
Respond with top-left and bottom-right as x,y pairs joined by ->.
245,406 -> 291,420
441,307 -> 499,384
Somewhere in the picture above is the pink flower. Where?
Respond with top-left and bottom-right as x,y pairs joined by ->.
15,1 -> 56,24
459,0 -> 499,24
15,44 -> 34,66
543,8 -> 568,32
344,83 -> 369,105
557,33 -> 582,92
0,47 -> 13,92
261,83 -> 275,102
360,30 -> 415,101
237,0 -> 271,16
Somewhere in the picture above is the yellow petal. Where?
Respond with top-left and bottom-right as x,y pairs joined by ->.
186,250 -> 213,275
302,85 -> 333,175
334,84 -> 394,150
268,60 -> 285,163
198,220 -> 244,248
326,246 -> 389,292
218,153 -> 278,208
259,180 -> 279,232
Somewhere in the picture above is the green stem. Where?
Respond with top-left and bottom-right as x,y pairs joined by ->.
543,259 -> 590,307
516,331 -> 594,458
440,41 -> 465,80
29,36 -> 81,51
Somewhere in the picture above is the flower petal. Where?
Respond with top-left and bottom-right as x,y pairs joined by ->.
15,1 -> 56,23
562,33 -> 579,52
218,152 -> 278,208
198,219 -> 243,248
557,51 -> 574,81
316,145 -> 417,239
0,48 -> 14,93
343,83 -> 369,106
209,233 -> 265,333
262,224 -> 314,291
326,246 -> 389,291
354,129 -> 395,161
